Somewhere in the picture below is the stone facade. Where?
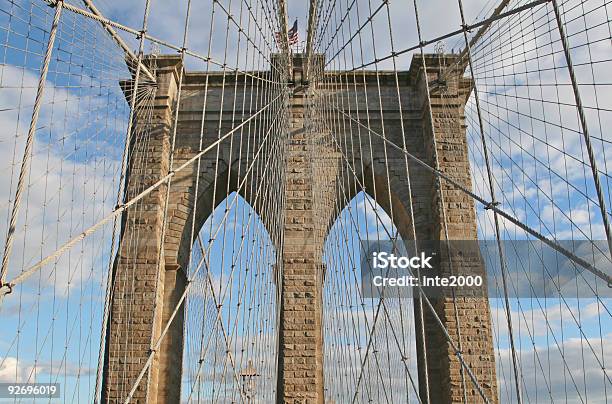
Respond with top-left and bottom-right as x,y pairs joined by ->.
317,55 -> 498,403
102,53 -> 497,403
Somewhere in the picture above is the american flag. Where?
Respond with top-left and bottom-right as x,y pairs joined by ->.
275,19 -> 299,46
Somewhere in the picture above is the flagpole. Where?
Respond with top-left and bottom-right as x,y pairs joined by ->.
277,0 -> 293,80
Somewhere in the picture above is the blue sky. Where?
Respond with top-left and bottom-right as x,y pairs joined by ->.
0,0 -> 610,402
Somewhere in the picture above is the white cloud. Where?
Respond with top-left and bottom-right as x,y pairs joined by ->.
0,356 -> 34,383
0,64 -> 121,299
0,56 -> 126,395
0,355 -> 94,383
1,1 -> 610,402
491,299 -> 602,338
496,334 -> 612,403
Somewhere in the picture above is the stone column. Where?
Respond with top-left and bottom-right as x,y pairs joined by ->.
412,55 -> 498,403
102,57 -> 185,404
277,86 -> 326,404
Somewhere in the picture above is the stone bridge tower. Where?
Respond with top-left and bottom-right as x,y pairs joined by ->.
101,53 -> 498,403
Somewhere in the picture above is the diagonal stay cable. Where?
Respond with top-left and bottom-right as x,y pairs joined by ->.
455,0 -> 524,401
331,106 -> 612,285
550,0 -> 612,260
325,159 -> 423,402
323,130 -> 492,404
325,0 -> 551,72
78,0 -> 156,82
0,0 -> 64,303
0,92 -> 283,298
123,110 -> 283,403
41,0 -> 283,84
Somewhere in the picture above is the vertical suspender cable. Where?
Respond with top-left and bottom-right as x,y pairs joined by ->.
550,0 -> 612,259
412,0 -> 469,401
382,2 -> 430,400
0,0 -> 64,303
455,0 -> 523,402
93,0 -> 155,400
